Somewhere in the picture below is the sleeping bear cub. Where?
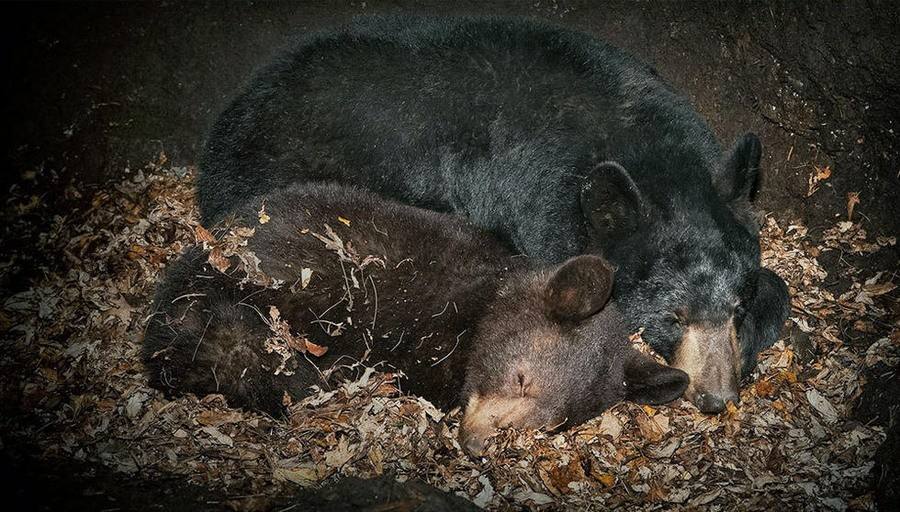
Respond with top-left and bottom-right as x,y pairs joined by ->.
144,183 -> 687,454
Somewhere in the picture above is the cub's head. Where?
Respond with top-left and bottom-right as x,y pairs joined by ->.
460,255 -> 688,455
580,134 -> 790,413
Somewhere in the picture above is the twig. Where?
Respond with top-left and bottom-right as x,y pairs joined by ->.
301,351 -> 327,384
431,329 -> 466,367
237,287 -> 269,307
171,292 -> 206,303
339,258 -> 354,312
390,330 -> 406,352
313,295 -> 345,321
371,217 -> 388,236
431,301 -> 451,318
416,332 -> 434,349
191,314 -> 214,362
309,318 -> 344,330
237,300 -> 268,325
211,365 -> 220,392
369,274 -> 378,333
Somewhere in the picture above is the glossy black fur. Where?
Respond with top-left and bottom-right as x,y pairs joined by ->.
196,15 -> 788,379
144,183 -> 684,422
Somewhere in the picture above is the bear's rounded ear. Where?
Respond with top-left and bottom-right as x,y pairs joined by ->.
715,132 -> 762,204
580,161 -> 646,245
623,351 -> 689,404
545,255 -> 615,321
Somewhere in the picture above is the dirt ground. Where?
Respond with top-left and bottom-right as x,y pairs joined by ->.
1,1 -> 898,510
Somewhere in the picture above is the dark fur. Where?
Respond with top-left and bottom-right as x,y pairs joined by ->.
196,15 -> 788,398
144,184 -> 686,429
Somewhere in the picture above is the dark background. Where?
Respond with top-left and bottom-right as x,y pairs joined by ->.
3,1 -> 898,241
2,1 -> 898,510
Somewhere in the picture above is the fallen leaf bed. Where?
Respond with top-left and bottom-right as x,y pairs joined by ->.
1,160 -> 897,510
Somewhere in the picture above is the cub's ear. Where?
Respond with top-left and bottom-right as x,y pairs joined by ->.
716,133 -> 763,203
738,267 -> 790,379
581,162 -> 645,244
624,352 -> 689,405
545,255 -> 615,321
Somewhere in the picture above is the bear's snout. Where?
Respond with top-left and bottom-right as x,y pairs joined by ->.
672,319 -> 742,414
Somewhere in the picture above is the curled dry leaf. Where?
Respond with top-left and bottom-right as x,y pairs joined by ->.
846,191 -> 860,221
807,164 -> 832,197
194,225 -> 216,244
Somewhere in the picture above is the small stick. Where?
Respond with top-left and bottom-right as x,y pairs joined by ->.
371,217 -> 388,236
171,292 -> 206,304
369,274 -> 378,333
191,314 -> 214,362
390,330 -> 406,352
211,365 -> 220,392
431,329 -> 467,367
431,301 -> 451,318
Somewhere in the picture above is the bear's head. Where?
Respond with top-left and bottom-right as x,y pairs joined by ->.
580,133 -> 790,414
459,255 -> 689,455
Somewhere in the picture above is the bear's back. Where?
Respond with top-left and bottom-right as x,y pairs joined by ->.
198,15 -> 719,229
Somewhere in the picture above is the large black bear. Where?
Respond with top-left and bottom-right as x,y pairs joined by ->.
145,183 -> 688,454
197,15 -> 789,413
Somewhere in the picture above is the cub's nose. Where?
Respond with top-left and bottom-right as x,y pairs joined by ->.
694,391 -> 739,414
462,434 -> 485,457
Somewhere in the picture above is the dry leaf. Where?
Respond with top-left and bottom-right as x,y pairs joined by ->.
807,164 -> 832,197
473,475 -> 495,508
596,473 -> 616,488
806,389 -> 838,423
300,268 -> 313,289
324,435 -> 354,468
596,411 -> 622,439
846,191 -> 860,221
196,410 -> 243,427
199,425 -> 234,447
636,411 -> 669,442
273,466 -> 320,486
863,281 -> 896,296
194,225 -> 216,244
304,339 -> 329,357
546,457 -> 587,494
755,378 -> 776,398
207,246 -> 231,272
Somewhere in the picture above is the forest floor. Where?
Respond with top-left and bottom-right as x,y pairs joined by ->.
1,1 -> 898,510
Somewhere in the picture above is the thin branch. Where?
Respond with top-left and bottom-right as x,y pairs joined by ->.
431,329 -> 467,367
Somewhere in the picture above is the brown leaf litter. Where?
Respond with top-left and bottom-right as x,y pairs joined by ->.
0,163 -> 897,511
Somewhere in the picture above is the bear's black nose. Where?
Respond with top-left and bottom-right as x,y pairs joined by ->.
695,392 -> 737,414
463,435 -> 485,457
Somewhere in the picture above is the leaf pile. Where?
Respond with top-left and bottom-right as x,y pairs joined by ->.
0,164 -> 896,510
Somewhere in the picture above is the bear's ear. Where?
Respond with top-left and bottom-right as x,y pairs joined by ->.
545,255 -> 615,321
716,133 -> 762,204
623,352 -> 689,405
581,162 -> 645,244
